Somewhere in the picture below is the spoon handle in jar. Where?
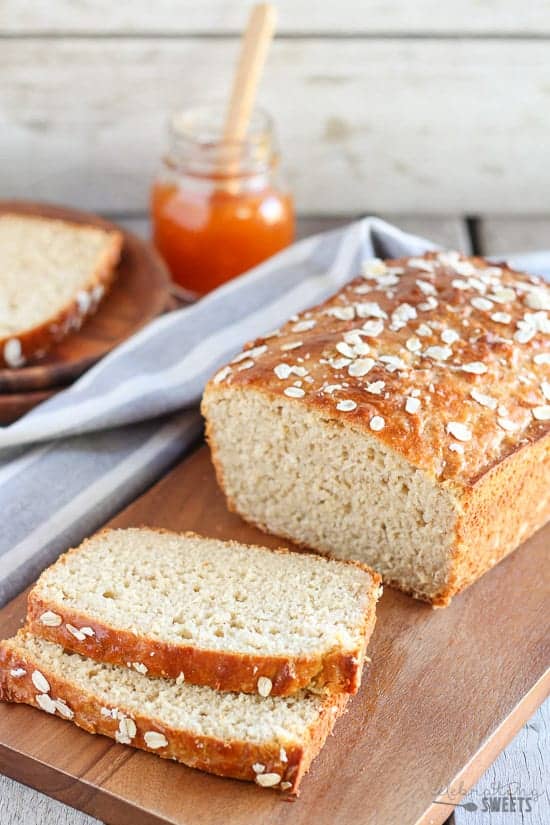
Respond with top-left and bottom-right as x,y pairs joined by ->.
224,3 -> 277,145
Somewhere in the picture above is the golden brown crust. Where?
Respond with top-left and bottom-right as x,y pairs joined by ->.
27,527 -> 381,696
204,252 -> 549,485
202,252 -> 550,607
0,217 -> 123,368
437,427 -> 550,606
0,637 -> 348,794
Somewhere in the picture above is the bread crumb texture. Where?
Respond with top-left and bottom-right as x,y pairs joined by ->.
0,213 -> 121,365
0,631 -> 347,792
33,528 -> 374,657
203,252 -> 550,603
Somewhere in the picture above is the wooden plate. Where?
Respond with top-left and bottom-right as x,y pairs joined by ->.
0,201 -> 171,392
0,388 -> 58,425
0,446 -> 548,825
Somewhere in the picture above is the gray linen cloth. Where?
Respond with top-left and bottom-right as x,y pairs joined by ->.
0,217 -> 548,606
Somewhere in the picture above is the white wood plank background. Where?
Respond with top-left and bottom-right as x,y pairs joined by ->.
0,776 -> 100,825
2,38 -> 550,215
453,699 -> 550,825
2,1 -> 550,35
479,218 -> 550,255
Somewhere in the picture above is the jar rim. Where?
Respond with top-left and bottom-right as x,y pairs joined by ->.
165,102 -> 277,178
169,102 -> 274,148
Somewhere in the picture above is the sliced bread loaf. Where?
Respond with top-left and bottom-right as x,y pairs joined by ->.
0,213 -> 122,367
27,528 -> 381,696
202,252 -> 550,606
0,631 -> 347,793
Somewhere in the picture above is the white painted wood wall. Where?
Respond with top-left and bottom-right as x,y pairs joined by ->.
2,1 -> 550,217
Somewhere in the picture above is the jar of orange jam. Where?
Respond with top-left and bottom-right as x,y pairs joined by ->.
151,105 -> 295,297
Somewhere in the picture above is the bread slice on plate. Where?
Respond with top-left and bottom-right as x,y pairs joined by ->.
202,251 -> 550,607
0,631 -> 347,794
0,213 -> 123,368
27,528 -> 382,696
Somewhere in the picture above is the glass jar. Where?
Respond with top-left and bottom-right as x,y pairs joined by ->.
151,104 -> 295,297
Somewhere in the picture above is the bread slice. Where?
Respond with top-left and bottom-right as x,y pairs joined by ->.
0,213 -> 122,367
202,252 -> 550,606
27,528 -> 381,696
0,631 -> 347,793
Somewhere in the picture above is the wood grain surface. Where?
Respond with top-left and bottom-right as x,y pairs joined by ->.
0,446 -> 548,825
3,0 -> 549,34
479,217 -> 550,256
453,699 -> 550,825
0,388 -> 58,425
0,776 -> 100,825
3,39 -> 550,215
0,201 -> 171,393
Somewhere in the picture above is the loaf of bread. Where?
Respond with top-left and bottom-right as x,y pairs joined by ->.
0,213 -> 122,367
0,631 -> 347,794
27,528 -> 381,696
202,252 -> 550,606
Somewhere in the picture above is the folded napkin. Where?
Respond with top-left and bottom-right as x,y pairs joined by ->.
0,217 -> 548,606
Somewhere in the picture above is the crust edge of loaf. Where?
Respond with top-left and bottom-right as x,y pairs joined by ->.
0,221 -> 123,368
202,382 -> 550,608
27,527 -> 381,696
440,426 -> 550,606
0,632 -> 348,794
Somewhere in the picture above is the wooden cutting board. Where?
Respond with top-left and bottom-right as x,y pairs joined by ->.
0,201 -> 171,393
0,388 -> 58,424
0,446 -> 548,825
